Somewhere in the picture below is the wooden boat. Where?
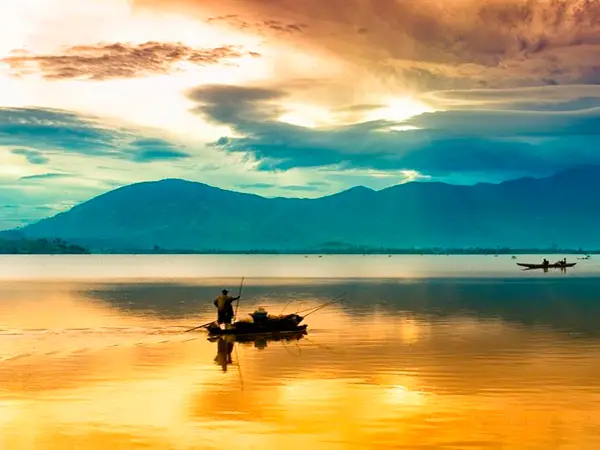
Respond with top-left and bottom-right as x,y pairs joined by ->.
199,294 -> 344,337
206,312 -> 307,336
517,262 -> 576,269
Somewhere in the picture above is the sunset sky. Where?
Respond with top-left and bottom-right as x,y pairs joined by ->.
2,0 -> 600,229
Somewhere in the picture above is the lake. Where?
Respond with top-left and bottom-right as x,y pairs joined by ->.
1,255 -> 599,449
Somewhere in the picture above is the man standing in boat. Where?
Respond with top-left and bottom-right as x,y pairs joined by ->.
214,289 -> 240,329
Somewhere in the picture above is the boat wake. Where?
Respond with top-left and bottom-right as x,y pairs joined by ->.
0,324 -> 206,363
0,325 -> 193,337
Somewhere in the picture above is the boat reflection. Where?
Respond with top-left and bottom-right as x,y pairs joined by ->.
522,266 -> 571,273
209,330 -> 308,372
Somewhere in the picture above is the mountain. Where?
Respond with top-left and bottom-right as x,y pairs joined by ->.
9,166 -> 600,251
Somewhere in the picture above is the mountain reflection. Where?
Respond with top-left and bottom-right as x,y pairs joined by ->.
82,278 -> 600,336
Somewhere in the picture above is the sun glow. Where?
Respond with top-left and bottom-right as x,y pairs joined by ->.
367,97 -> 433,123
384,385 -> 427,407
0,0 -> 272,141
278,104 -> 334,128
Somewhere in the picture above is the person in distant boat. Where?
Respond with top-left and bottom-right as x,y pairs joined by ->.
214,289 -> 240,327
542,258 -> 549,266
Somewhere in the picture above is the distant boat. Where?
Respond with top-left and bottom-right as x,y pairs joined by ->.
517,262 -> 576,269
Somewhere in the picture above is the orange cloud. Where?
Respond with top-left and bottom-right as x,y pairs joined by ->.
132,0 -> 600,89
2,42 -> 256,80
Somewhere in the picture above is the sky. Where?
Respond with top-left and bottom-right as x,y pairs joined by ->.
2,0 -> 600,229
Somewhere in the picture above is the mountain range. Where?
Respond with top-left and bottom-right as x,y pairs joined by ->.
5,166 -> 600,251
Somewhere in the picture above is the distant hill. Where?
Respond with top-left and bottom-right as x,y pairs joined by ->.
8,166 -> 600,251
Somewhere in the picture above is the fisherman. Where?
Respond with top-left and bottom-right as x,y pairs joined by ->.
214,289 -> 240,328
542,258 -> 549,266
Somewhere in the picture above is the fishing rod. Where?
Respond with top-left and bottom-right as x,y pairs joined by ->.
303,299 -> 343,318
296,292 -> 347,317
235,343 -> 244,391
279,298 -> 295,314
301,336 -> 342,354
184,320 -> 213,333
233,276 -> 245,322
295,292 -> 347,314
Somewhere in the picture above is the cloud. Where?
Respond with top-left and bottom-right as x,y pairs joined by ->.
188,83 -> 600,180
207,15 -> 308,35
0,186 -> 87,230
403,108 -> 600,137
236,183 -> 274,189
11,149 -> 49,165
189,84 -> 285,125
282,185 -> 323,192
0,107 -> 191,163
132,149 -> 190,163
307,181 -> 330,187
235,181 -> 330,192
1,108 -> 120,155
20,173 -> 75,181
136,0 -> 600,89
2,42 -> 255,80
236,182 -> 327,192
424,85 -> 600,110
127,139 -> 191,163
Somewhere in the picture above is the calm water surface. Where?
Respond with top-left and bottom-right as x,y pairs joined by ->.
0,254 -> 598,280
1,255 -> 599,449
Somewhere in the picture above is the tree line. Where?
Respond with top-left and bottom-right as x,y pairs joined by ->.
0,238 -> 89,254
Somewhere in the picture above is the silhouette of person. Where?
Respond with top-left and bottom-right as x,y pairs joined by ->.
214,338 -> 234,372
214,289 -> 240,328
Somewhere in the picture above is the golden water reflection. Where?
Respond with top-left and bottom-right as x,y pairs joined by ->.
1,281 -> 600,449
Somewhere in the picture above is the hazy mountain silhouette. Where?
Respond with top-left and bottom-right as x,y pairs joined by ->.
9,166 -> 600,251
